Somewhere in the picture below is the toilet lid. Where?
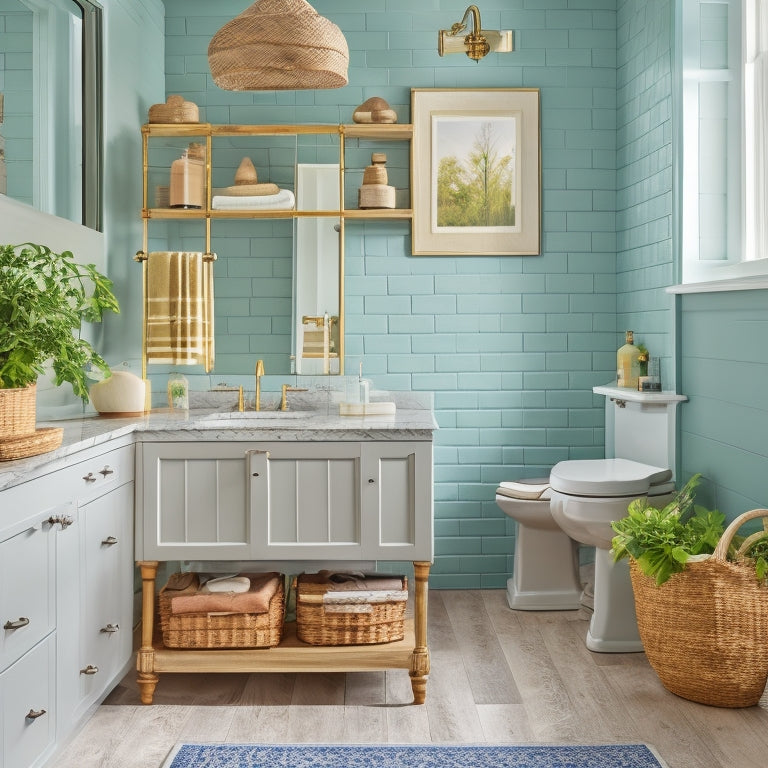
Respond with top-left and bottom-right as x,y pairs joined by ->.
549,458 -> 673,497
496,478 -> 551,501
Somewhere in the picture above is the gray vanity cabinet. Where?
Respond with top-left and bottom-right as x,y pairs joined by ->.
138,440 -> 433,563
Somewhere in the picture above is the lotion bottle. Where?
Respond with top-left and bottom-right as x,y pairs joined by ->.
617,330 -> 641,389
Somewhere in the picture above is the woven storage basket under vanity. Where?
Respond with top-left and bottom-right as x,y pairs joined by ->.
295,571 -> 408,646
630,508 -> 768,708
159,572 -> 284,649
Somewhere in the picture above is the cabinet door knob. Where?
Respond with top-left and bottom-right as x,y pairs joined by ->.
101,536 -> 118,546
4,617 -> 30,630
99,466 -> 114,477
100,623 -> 120,634
26,708 -> 47,720
80,665 -> 99,675
82,472 -> 97,483
252,472 -> 260,477
47,514 -> 74,530
368,478 -> 375,484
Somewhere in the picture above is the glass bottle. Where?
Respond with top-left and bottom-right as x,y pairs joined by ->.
167,373 -> 189,410
617,330 -> 641,389
169,142 -> 205,209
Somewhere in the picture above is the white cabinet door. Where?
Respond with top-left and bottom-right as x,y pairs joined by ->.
249,442 -> 363,559
250,441 -> 433,561
138,442 -> 251,560
0,513 -> 58,672
0,635 -> 55,768
361,441 -> 433,561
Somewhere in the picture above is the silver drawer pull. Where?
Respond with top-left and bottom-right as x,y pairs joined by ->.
26,708 -> 47,720
82,472 -> 97,483
101,536 -> 118,546
4,617 -> 30,630
100,623 -> 119,634
80,665 -> 99,675
99,466 -> 114,477
47,514 -> 74,530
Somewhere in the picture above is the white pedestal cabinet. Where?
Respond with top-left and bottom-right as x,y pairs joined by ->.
0,439 -> 134,768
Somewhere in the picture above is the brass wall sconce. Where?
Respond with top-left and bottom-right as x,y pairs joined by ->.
437,5 -> 514,62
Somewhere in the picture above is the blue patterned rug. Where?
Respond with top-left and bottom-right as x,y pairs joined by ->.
162,743 -> 668,768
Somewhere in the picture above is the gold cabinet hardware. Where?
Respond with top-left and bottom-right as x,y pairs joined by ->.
101,536 -> 118,546
82,472 -> 97,483
26,708 -> 47,720
100,623 -> 120,633
80,665 -> 99,675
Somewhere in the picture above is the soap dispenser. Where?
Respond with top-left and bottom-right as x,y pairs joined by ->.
617,331 -> 641,389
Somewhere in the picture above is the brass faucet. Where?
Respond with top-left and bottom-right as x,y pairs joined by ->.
255,359 -> 265,411
281,383 -> 308,411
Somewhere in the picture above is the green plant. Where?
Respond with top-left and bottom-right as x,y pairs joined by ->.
0,242 -> 120,401
611,474 -> 726,585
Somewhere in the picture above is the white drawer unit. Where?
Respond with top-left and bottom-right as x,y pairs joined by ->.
0,634 -> 56,768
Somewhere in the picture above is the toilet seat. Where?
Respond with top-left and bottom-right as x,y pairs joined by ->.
549,458 -> 673,498
496,478 -> 551,501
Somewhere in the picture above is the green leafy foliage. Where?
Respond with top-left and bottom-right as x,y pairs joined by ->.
0,242 -> 119,401
611,474 -> 726,585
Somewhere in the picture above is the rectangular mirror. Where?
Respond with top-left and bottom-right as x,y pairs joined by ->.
0,0 -> 102,229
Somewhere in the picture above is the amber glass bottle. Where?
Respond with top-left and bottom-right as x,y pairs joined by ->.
617,330 -> 641,388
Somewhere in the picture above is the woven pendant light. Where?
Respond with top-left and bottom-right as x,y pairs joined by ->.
208,0 -> 349,91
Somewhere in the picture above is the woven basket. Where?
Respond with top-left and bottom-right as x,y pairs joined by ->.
148,95 -> 199,124
358,184 -> 395,209
159,574 -> 285,649
208,0 -> 349,91
630,508 -> 768,708
296,574 -> 407,646
0,383 -> 36,440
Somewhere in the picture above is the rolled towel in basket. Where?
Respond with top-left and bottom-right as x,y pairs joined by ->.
202,575 -> 251,594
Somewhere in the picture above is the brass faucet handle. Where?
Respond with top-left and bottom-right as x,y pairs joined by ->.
255,359 -> 265,411
280,383 -> 309,411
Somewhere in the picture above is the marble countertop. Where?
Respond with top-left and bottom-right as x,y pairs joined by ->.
0,399 -> 437,492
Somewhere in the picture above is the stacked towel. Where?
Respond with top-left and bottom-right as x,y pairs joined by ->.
167,572 -> 281,616
211,188 -> 296,210
297,571 -> 408,615
145,251 -> 215,371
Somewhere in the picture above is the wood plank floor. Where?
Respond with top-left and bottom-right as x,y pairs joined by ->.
54,589 -> 768,768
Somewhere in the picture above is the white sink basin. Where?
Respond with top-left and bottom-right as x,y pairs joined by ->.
198,411 -> 309,427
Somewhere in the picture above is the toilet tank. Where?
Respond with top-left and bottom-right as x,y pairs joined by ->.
594,385 -> 687,477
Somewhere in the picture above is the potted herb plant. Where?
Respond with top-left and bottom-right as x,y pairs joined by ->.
0,242 -> 119,442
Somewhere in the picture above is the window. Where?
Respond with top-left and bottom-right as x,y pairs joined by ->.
676,0 -> 768,290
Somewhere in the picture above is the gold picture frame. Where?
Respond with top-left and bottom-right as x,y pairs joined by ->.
411,88 -> 541,256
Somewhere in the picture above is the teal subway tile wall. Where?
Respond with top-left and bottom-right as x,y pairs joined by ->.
151,0 -> 758,587
158,0 -> 624,589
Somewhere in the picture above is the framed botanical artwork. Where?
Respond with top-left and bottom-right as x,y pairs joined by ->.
411,88 -> 540,256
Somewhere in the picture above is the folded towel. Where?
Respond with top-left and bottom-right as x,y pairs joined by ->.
211,189 -> 296,210
171,572 -> 280,615
302,570 -> 406,592
145,251 -> 215,371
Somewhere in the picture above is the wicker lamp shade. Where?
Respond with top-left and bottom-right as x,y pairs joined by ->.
208,0 -> 349,91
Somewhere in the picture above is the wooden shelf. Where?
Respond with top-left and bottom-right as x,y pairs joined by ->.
343,124 -> 413,141
152,619 -> 416,674
143,208 -> 412,221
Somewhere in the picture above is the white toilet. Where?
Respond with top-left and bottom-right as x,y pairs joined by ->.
496,384 -> 686,651
495,479 -> 582,610
548,385 -> 687,652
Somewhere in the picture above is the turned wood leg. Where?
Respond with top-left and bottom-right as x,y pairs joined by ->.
409,560 -> 431,704
136,561 -> 159,705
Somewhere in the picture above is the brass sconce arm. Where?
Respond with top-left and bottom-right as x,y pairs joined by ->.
438,5 -> 514,62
